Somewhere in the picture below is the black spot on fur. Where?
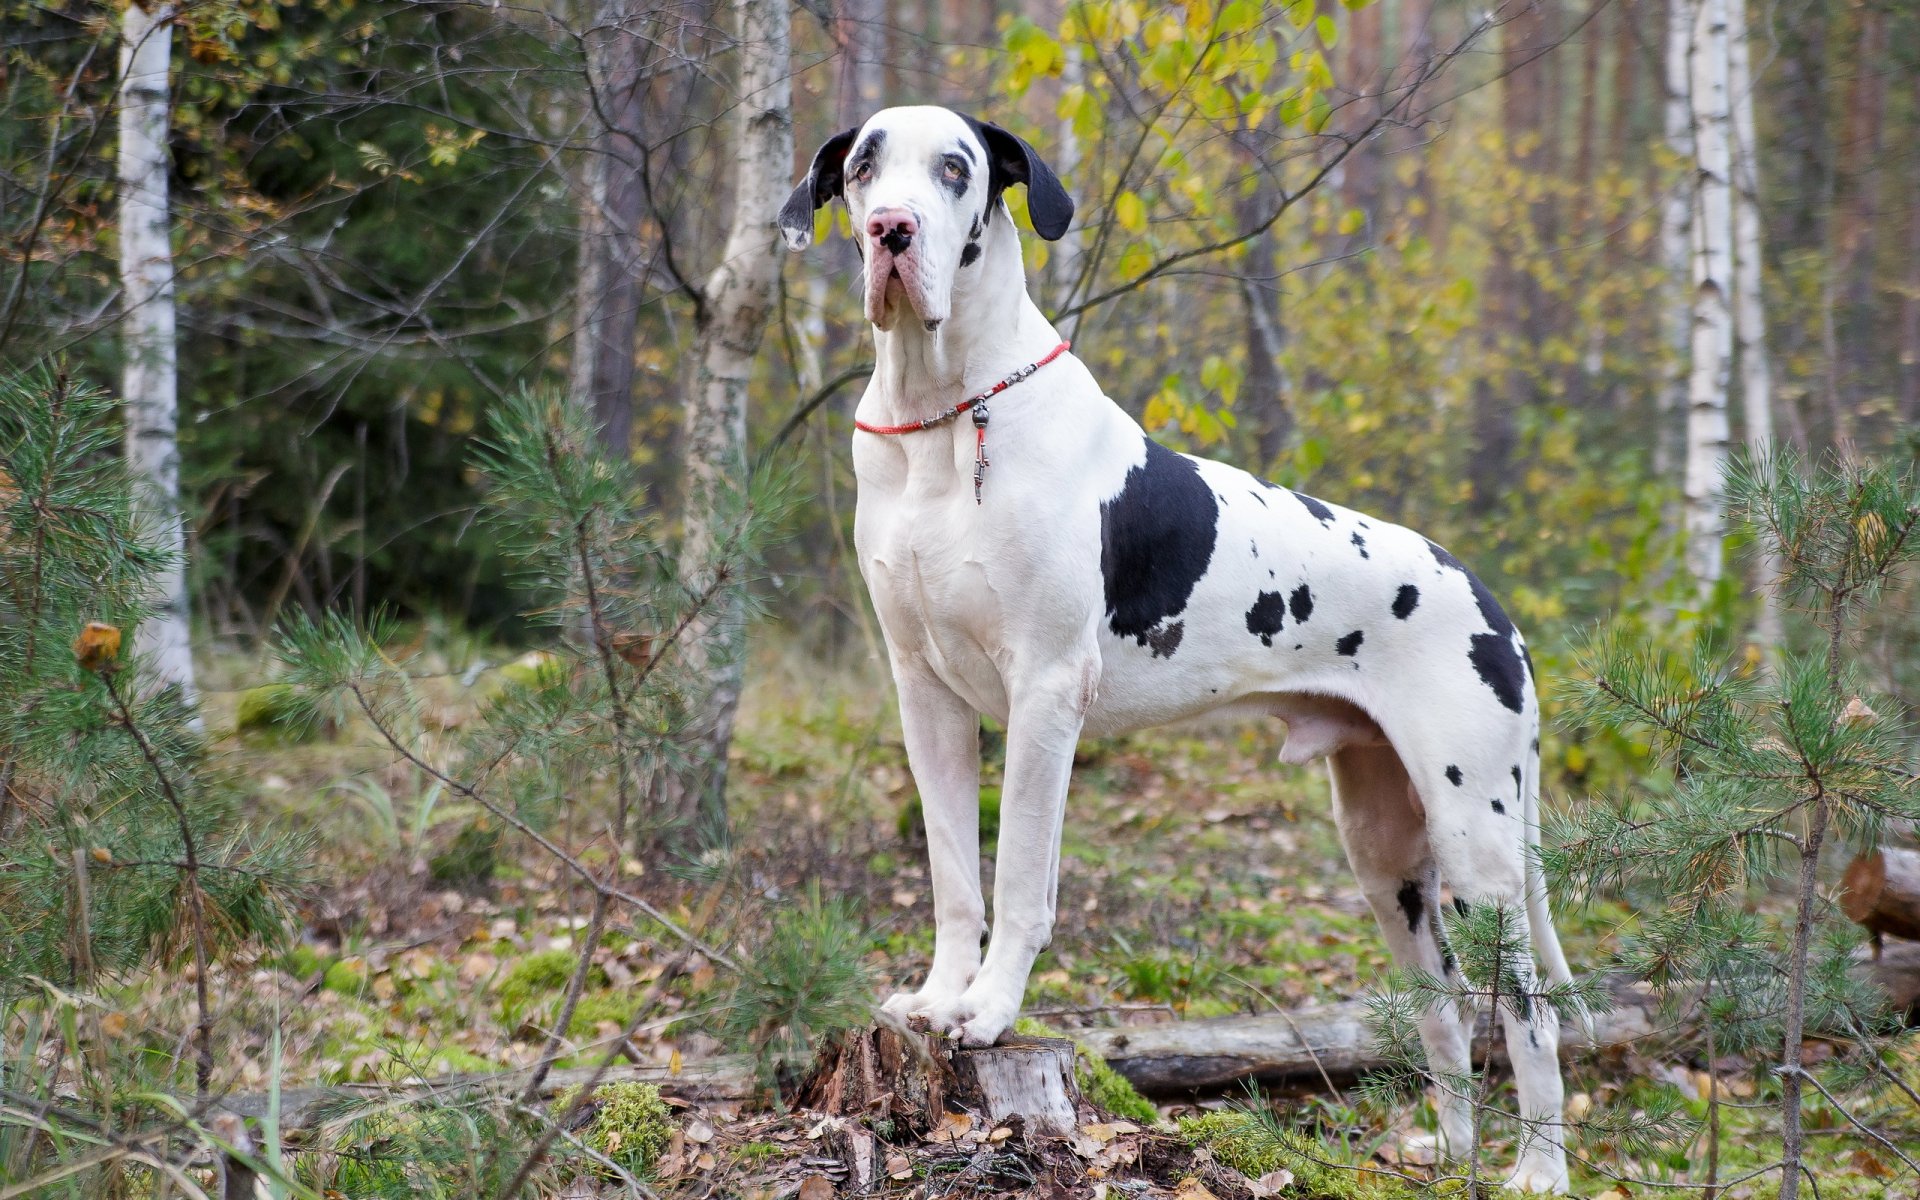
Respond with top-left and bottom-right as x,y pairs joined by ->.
1245,592 -> 1287,647
960,242 -> 981,267
1490,798 -> 1506,814
1428,541 -> 1530,713
1293,491 -> 1336,525
1350,531 -> 1369,558
1392,585 -> 1420,619
1249,489 -> 1267,507
1521,639 -> 1536,681
969,212 -> 984,240
1470,633 -> 1528,713
1335,630 -> 1364,657
1445,765 -> 1463,786
1511,765 -> 1523,793
1250,540 -> 1258,558
1100,438 -> 1217,659
1143,620 -> 1184,659
1288,584 -> 1314,623
1397,880 -> 1424,933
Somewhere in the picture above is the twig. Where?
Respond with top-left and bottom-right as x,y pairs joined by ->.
100,670 -> 214,1097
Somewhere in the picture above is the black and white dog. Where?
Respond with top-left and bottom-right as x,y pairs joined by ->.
778,106 -> 1573,1192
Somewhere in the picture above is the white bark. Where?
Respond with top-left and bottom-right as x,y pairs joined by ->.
569,0 -> 649,454
1683,0 -> 1734,587
667,0 -> 792,840
119,0 -> 196,705
1726,0 -> 1783,649
1654,0 -> 1695,483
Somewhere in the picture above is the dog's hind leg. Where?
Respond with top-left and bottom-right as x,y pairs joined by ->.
1327,743 -> 1475,1159
883,664 -> 986,1018
1411,734 -> 1570,1194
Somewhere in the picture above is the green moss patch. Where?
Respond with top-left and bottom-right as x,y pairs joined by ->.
1178,1111 -> 1420,1199
557,1081 -> 672,1178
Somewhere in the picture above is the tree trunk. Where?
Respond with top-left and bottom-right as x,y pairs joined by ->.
1654,0 -> 1694,488
664,0 -> 792,846
1682,0 -> 1733,588
1726,0 -> 1782,651
569,0 -> 650,455
1904,97 -> 1920,427
119,0 -> 196,707
1842,849 -> 1920,945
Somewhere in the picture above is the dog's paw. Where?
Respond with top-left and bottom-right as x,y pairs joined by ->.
1502,1157 -> 1570,1194
954,996 -> 1019,1047
880,991 -> 930,1017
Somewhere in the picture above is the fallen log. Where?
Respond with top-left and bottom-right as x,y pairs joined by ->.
215,946 -> 1920,1127
211,1055 -> 760,1133
1843,848 -> 1920,944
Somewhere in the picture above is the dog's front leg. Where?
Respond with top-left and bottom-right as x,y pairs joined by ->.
929,663 -> 1087,1047
882,665 -> 985,1018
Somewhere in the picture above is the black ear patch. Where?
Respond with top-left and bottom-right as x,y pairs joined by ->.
778,127 -> 859,250
964,116 -> 1075,240
1101,438 -> 1217,658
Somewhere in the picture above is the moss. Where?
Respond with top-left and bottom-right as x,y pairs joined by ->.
736,1140 -> 778,1164
322,957 -> 367,996
496,948 -> 604,1013
1177,1111 -> 1420,1199
496,651 -> 567,692
428,819 -> 499,889
234,684 -> 316,743
557,1082 -> 672,1177
278,943 -> 329,980
896,785 -> 1000,843
1012,1018 -> 1159,1125
566,990 -> 634,1036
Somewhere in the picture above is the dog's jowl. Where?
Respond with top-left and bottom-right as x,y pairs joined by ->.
780,105 -> 1575,1193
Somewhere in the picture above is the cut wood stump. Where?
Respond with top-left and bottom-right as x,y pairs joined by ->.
795,1016 -> 1084,1137
1843,848 -> 1920,944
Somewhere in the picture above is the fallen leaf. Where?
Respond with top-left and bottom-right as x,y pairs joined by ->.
694,1152 -> 715,1171
99,1011 -> 128,1038
684,1118 -> 714,1144
885,1152 -> 911,1181
1172,1178 -> 1219,1200
797,1177 -> 834,1200
1850,1149 -> 1895,1179
1249,1169 -> 1295,1198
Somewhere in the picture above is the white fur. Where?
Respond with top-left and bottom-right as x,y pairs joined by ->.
788,106 -> 1574,1193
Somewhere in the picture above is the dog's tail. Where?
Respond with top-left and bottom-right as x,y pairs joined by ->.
1523,710 -> 1589,1040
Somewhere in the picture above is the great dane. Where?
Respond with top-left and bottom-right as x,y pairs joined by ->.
778,105 -> 1574,1192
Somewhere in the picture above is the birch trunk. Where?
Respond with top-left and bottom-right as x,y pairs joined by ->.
1654,0 -> 1695,485
1682,0 -> 1733,587
664,0 -> 791,844
569,0 -> 650,455
1726,0 -> 1783,649
119,0 -> 196,704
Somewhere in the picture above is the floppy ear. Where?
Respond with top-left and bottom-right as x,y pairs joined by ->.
777,127 -> 859,251
975,121 -> 1075,241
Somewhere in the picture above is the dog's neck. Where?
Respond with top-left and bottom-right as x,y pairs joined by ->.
863,207 -> 1063,420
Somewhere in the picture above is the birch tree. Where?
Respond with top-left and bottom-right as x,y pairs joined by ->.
569,0 -> 650,455
118,0 -> 195,703
1682,0 -> 1733,587
664,0 -> 792,843
1727,0 -> 1784,648
1654,0 -> 1695,484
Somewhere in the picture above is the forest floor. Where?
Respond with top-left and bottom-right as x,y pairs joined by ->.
158,634 -> 1917,1198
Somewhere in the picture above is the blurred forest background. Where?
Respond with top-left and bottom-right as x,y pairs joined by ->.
5,0 -> 1916,701
6,2 -> 1920,1195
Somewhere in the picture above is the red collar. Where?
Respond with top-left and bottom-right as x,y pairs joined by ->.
854,340 -> 1072,505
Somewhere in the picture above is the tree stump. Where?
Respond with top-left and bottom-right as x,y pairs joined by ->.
795,1016 -> 1084,1139
1843,848 -> 1920,944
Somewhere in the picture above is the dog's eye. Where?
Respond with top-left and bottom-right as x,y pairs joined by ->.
943,161 -> 964,181
851,160 -> 872,183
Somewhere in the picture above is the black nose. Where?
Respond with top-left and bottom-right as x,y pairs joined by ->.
880,227 -> 912,255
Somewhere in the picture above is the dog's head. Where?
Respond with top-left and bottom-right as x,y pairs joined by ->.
778,106 -> 1074,332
